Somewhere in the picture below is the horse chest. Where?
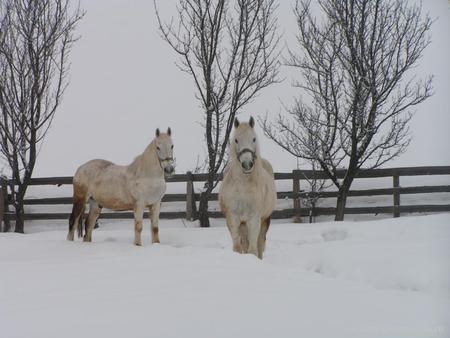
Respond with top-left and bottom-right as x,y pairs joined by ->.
134,177 -> 166,204
227,183 -> 261,216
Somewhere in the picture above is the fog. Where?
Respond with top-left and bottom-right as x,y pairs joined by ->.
32,0 -> 450,177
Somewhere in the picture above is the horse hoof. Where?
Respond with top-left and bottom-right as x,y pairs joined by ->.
134,242 -> 142,246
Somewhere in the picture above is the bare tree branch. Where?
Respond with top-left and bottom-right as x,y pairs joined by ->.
0,0 -> 84,232
262,0 -> 433,221
155,0 -> 281,226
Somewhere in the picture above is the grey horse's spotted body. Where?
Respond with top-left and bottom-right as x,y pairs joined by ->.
67,128 -> 174,245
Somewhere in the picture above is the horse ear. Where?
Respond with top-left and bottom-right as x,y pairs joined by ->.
234,117 -> 240,128
249,116 -> 255,128
167,127 -> 172,136
156,128 -> 160,137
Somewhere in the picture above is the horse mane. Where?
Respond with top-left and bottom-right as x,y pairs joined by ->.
128,140 -> 159,176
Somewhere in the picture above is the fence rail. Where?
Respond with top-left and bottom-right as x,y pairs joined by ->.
1,165 -> 450,230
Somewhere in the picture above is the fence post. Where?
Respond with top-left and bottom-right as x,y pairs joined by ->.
292,170 -> 301,223
0,177 -> 10,232
186,171 -> 197,221
393,173 -> 400,218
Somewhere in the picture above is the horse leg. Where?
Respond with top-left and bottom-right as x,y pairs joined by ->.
149,202 -> 161,244
226,214 -> 242,253
247,217 -> 261,259
134,205 -> 144,246
239,222 -> 249,254
83,199 -> 101,242
257,217 -> 271,259
67,185 -> 87,241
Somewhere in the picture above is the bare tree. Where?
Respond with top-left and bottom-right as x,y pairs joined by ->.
300,161 -> 330,223
263,0 -> 432,221
156,0 -> 280,227
0,0 -> 84,233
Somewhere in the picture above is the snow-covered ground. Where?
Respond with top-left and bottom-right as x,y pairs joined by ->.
1,214 -> 449,338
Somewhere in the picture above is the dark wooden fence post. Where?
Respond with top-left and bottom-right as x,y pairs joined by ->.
292,170 -> 301,222
0,177 -> 10,232
186,171 -> 197,221
393,173 -> 400,218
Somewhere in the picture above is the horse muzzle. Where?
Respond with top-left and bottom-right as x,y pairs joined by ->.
241,159 -> 255,174
238,148 -> 256,174
163,164 -> 175,177
160,157 -> 175,177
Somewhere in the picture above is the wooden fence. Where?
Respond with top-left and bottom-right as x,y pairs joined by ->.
1,166 -> 450,230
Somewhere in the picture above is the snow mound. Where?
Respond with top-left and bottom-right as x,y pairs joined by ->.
321,227 -> 349,242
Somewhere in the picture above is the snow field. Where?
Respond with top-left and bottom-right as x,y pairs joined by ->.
1,214 -> 449,338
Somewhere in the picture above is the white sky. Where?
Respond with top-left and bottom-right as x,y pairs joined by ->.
33,0 -> 450,177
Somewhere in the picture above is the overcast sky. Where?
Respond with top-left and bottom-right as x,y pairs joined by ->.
32,0 -> 450,177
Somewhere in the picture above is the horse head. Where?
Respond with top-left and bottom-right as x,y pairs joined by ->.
232,116 -> 259,174
155,127 -> 175,177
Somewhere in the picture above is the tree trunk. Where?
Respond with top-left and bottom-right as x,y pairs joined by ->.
198,192 -> 210,227
309,200 -> 316,224
334,189 -> 348,221
335,177 -> 354,221
13,182 -> 28,233
198,173 -> 215,227
14,202 -> 25,233
334,162 -> 359,221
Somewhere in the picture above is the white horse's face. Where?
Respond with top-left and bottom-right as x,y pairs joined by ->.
233,117 -> 258,174
155,127 -> 175,177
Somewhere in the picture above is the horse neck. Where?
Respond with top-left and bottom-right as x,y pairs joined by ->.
129,141 -> 163,177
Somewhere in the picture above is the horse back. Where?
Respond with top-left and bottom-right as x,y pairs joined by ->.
74,159 -> 115,184
260,159 -> 277,217
261,158 -> 274,177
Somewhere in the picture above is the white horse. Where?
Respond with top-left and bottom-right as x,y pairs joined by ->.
66,128 -> 174,245
219,117 -> 276,259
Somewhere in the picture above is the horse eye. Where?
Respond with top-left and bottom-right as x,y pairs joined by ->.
157,146 -> 160,151
171,145 -> 174,149
253,137 -> 256,142
235,139 -> 238,143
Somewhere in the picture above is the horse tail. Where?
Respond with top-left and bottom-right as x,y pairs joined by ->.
68,180 -> 87,239
77,204 -> 85,238
69,208 -> 76,233
68,200 -> 85,238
